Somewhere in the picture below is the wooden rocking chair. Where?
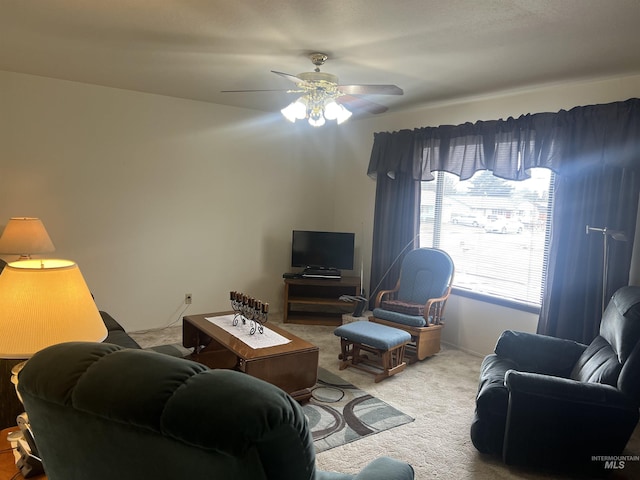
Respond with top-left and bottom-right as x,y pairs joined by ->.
370,248 -> 454,362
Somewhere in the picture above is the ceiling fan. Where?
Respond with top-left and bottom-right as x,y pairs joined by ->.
222,53 -> 403,126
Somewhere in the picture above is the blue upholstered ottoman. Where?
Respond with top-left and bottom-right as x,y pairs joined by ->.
334,321 -> 411,382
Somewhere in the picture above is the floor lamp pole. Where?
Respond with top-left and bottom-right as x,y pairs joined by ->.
586,225 -> 628,315
602,230 -> 610,316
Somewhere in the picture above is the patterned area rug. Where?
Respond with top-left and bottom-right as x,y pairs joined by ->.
304,368 -> 414,453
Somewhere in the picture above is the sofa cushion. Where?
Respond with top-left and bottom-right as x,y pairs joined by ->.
372,308 -> 426,328
570,336 -> 621,387
380,300 -> 425,316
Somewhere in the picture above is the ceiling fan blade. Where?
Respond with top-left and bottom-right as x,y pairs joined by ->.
338,95 -> 389,114
271,70 -> 304,85
221,89 -> 290,93
338,84 -> 403,96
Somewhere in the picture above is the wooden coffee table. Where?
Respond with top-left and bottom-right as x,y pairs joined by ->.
183,312 -> 319,402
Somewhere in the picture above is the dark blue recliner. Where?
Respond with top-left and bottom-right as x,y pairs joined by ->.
18,342 -> 415,480
471,286 -> 640,474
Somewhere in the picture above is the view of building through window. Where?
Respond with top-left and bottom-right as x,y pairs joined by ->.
419,168 -> 553,307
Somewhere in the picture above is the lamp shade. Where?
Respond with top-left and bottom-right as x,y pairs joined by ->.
0,259 -> 107,359
0,217 -> 55,257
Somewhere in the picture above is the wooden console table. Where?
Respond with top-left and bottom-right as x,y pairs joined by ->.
183,312 -> 319,402
283,276 -> 361,325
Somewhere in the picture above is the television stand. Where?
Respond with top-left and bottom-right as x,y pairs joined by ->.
283,276 -> 361,326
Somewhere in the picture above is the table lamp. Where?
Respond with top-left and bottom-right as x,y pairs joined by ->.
0,217 -> 55,260
0,259 -> 107,429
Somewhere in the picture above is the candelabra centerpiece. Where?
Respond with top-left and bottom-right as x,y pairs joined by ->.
229,291 -> 269,335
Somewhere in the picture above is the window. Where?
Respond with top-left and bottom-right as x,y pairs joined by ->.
420,168 -> 553,308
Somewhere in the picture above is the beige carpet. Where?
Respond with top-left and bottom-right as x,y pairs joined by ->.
130,317 -> 640,479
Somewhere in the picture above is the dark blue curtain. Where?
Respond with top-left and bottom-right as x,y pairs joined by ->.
538,161 -> 639,342
368,129 -> 421,303
368,98 -> 640,343
369,172 -> 419,305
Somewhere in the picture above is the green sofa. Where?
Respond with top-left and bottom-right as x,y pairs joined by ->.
18,342 -> 415,480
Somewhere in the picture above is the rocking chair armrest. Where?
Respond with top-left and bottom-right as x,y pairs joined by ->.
423,285 -> 451,311
424,291 -> 451,309
374,287 -> 399,308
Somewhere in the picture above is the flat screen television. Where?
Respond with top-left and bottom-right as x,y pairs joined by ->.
291,230 -> 355,271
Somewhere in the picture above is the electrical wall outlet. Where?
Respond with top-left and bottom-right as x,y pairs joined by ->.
185,293 -> 192,304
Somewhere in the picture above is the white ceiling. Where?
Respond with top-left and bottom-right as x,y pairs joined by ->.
2,0 -> 640,117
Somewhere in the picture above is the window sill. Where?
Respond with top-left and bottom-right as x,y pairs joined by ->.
451,287 -> 541,314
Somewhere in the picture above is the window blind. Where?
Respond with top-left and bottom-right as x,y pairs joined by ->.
420,168 -> 553,307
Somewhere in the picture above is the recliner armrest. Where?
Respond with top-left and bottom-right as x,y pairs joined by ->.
502,370 -> 639,469
505,370 -> 635,408
495,330 -> 586,377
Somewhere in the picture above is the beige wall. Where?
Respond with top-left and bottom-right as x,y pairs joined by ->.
2,69 -> 640,354
0,70 -> 346,330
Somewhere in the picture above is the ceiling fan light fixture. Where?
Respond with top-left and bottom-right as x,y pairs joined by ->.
323,100 -> 341,120
281,102 -> 298,123
281,97 -> 307,123
281,95 -> 351,126
293,97 -> 307,120
308,111 -> 325,127
336,104 -> 352,124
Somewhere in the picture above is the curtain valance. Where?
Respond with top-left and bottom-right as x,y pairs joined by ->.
367,98 -> 640,181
